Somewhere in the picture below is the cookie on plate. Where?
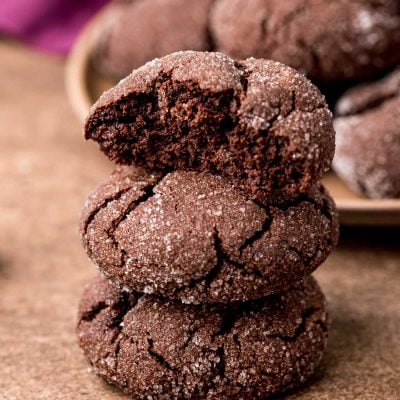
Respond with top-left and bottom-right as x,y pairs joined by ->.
80,167 -> 338,304
210,0 -> 400,82
333,68 -> 400,198
92,0 -> 214,78
77,275 -> 329,400
85,51 -> 335,205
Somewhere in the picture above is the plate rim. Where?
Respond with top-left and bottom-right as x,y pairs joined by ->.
65,5 -> 114,123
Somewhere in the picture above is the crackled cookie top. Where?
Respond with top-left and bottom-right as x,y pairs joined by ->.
80,167 -> 338,303
333,69 -> 400,198
210,0 -> 400,82
77,275 -> 329,400
85,51 -> 335,205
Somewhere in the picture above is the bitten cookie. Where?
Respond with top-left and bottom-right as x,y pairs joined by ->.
77,275 -> 329,400
92,0 -> 214,78
80,167 -> 338,304
85,51 -> 335,205
210,0 -> 400,82
333,68 -> 400,198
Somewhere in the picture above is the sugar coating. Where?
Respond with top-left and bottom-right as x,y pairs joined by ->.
333,68 -> 400,198
210,0 -> 400,82
85,51 -> 335,205
336,67 -> 400,116
77,275 -> 329,400
80,167 -> 339,304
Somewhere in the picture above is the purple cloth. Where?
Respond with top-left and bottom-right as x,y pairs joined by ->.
0,0 -> 109,54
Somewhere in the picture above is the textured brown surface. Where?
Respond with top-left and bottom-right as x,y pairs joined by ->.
333,69 -> 400,198
80,167 -> 338,303
77,276 -> 328,399
210,0 -> 400,82
93,0 -> 400,83
85,51 -> 335,205
0,42 -> 399,399
93,0 -> 214,78
335,67 -> 400,117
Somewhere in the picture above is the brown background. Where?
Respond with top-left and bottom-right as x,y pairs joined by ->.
0,41 -> 399,399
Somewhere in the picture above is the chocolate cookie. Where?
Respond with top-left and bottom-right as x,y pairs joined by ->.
92,0 -> 214,78
210,0 -> 400,82
80,167 -> 338,304
77,275 -> 329,400
333,68 -> 400,198
85,51 -> 335,205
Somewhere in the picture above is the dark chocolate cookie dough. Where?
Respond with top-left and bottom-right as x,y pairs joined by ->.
210,0 -> 400,82
77,275 -> 329,400
80,167 -> 338,304
333,69 -> 400,198
85,51 -> 335,205
93,0 -> 214,78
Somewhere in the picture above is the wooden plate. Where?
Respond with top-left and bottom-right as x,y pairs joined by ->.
65,6 -> 400,226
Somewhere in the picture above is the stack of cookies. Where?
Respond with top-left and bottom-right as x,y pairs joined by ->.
77,51 -> 339,399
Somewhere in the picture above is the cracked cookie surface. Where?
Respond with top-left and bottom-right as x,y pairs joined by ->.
85,51 -> 335,205
93,0 -> 215,78
210,0 -> 400,82
77,274 -> 329,400
80,167 -> 338,304
333,68 -> 400,198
